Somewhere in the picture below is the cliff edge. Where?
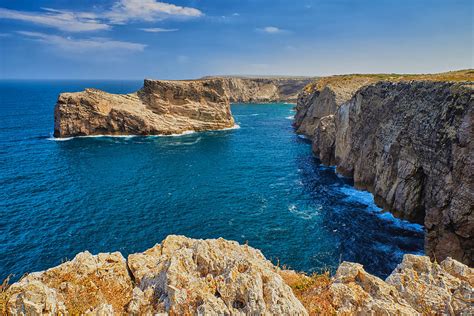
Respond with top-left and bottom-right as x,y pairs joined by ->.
294,70 -> 474,266
2,236 -> 472,315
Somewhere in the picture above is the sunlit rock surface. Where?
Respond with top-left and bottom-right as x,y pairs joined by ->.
3,236 -> 472,315
54,76 -> 313,138
54,79 -> 235,137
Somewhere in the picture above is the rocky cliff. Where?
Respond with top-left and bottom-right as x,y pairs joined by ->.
54,79 -> 235,138
293,70 -> 474,266
3,236 -> 472,315
54,77 -> 312,138
204,77 -> 315,103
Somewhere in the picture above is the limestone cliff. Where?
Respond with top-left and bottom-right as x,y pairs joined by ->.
293,70 -> 474,266
54,76 -> 312,138
205,76 -> 315,103
54,79 -> 235,138
3,236 -> 472,315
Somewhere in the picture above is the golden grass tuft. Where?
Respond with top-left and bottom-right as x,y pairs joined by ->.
0,275 -> 12,315
279,270 -> 336,315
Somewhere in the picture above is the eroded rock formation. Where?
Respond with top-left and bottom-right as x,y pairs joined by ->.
3,236 -> 472,315
3,236 -> 307,315
294,71 -> 474,266
54,79 -> 235,138
54,76 -> 312,138
331,254 -> 473,315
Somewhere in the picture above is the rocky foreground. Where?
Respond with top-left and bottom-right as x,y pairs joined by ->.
294,70 -> 474,266
2,236 -> 473,315
54,77 -> 312,138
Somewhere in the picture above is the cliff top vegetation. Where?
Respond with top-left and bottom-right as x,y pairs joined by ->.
304,69 -> 474,93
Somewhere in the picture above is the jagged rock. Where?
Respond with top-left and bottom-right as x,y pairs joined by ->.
6,251 -> 133,315
330,262 -> 418,315
386,254 -> 474,314
127,235 -> 307,315
3,236 -> 473,315
293,71 -> 474,265
4,236 -> 307,315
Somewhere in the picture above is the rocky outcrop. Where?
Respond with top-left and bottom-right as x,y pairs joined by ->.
3,236 -> 472,315
54,76 -> 312,138
54,79 -> 235,137
294,71 -> 474,266
3,236 -> 307,315
331,254 -> 473,315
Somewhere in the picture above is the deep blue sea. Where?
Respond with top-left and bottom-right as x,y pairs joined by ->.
0,80 -> 424,281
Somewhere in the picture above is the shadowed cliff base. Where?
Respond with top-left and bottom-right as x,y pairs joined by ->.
294,69 -> 473,266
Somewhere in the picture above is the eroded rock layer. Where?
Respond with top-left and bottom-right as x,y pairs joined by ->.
294,71 -> 474,266
3,236 -> 472,315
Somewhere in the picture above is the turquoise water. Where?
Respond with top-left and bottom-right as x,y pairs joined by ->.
0,81 -> 424,280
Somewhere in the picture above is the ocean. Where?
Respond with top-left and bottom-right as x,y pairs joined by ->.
0,80 -> 424,280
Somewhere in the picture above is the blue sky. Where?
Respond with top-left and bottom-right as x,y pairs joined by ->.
0,0 -> 472,79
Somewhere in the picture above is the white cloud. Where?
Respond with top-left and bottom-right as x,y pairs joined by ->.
0,7 -> 109,32
0,1 -> 203,32
17,31 -> 146,53
106,0 -> 203,24
139,27 -> 178,32
257,26 -> 287,34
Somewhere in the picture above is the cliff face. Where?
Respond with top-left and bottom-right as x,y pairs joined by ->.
3,236 -> 472,315
294,72 -> 474,266
213,77 -> 315,103
54,79 -> 234,138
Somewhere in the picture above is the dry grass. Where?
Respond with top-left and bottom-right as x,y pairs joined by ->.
304,69 -> 474,93
280,270 -> 336,315
0,275 -> 12,315
42,268 -> 133,314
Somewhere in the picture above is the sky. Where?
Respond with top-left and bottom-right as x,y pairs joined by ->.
0,0 -> 472,79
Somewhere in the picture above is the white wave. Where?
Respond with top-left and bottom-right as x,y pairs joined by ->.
288,203 -> 321,220
286,115 -> 294,120
47,124 -> 240,141
47,137 -> 73,141
219,124 -> 240,131
168,137 -> 202,146
339,186 -> 379,210
339,185 -> 424,233
378,212 -> 424,232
